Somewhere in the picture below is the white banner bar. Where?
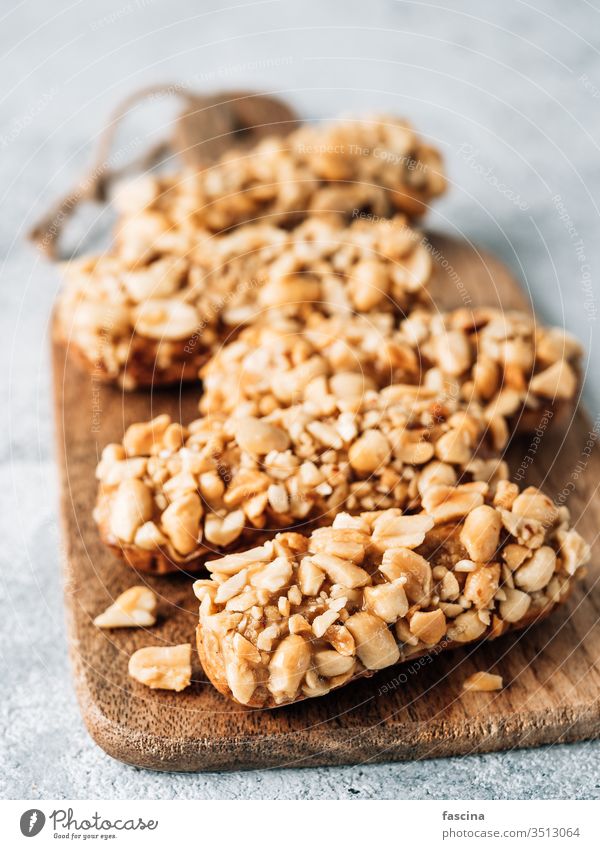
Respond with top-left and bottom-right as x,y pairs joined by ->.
0,800 -> 598,847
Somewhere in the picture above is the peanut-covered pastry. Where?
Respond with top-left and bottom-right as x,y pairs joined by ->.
56,115 -> 444,389
94,386 -> 506,574
194,489 -> 589,707
110,115 -> 445,242
57,215 -> 431,389
200,307 -> 581,432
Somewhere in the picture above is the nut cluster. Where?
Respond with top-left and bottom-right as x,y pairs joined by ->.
58,214 -> 431,388
200,307 -> 581,427
95,382 -> 508,571
111,116 -> 445,240
194,490 -> 589,707
56,115 -> 444,389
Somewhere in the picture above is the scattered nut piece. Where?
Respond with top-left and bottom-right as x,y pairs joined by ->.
94,586 -> 157,629
128,643 -> 192,691
462,671 -> 503,692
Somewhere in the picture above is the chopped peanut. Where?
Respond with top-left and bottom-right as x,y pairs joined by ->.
462,671 -> 503,692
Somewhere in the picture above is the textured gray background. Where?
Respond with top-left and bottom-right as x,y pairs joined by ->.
2,0 -> 600,800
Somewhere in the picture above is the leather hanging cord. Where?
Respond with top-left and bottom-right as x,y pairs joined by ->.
28,86 -> 299,259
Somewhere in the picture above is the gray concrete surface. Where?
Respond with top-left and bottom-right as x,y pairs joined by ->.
2,0 -> 600,799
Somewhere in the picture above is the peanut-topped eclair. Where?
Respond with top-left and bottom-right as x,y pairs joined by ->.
56,114 -> 444,389
194,487 -> 590,708
94,385 -> 507,574
57,214 -> 431,389
110,115 -> 445,243
200,307 -> 582,431
199,311 -> 423,417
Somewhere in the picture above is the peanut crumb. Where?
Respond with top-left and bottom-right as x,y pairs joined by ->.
462,671 -> 503,692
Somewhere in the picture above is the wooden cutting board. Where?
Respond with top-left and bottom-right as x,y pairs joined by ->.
53,235 -> 600,772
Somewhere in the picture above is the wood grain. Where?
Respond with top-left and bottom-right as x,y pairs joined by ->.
53,235 -> 600,772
